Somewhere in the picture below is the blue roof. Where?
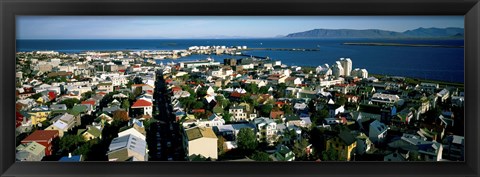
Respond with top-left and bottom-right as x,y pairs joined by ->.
59,155 -> 82,162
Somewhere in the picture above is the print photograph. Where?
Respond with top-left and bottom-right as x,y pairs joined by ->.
15,16 -> 465,162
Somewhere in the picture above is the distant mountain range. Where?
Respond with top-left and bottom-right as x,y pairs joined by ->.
284,27 -> 464,39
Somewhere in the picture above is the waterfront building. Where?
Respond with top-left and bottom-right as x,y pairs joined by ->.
332,61 -> 344,79
339,58 -> 352,77
351,68 -> 369,78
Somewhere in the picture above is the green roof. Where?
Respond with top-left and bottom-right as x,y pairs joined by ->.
338,131 -> 356,145
77,129 -> 86,135
69,105 -> 88,116
285,114 -> 300,121
213,105 -> 224,114
97,83 -> 112,86
86,127 -> 102,137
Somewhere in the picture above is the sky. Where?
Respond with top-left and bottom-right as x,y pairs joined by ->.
16,16 -> 464,39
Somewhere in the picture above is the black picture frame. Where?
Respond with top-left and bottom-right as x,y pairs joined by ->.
1,0 -> 479,176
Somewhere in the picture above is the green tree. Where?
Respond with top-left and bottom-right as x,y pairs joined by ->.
259,86 -> 269,94
218,136 -> 226,155
222,112 -> 233,123
260,104 -> 273,117
81,91 -> 94,101
336,96 -> 347,106
250,151 -> 272,161
281,104 -> 294,115
237,128 -> 257,153
59,134 -> 85,153
126,80 -> 134,88
60,98 -> 80,109
292,139 -> 310,160
121,99 -> 130,110
73,138 -> 99,157
246,83 -> 259,94
133,87 -> 143,97
322,147 -> 339,161
193,101 -> 205,109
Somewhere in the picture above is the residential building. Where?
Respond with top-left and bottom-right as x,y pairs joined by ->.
131,99 -> 153,116
16,141 -> 46,161
184,127 -> 218,160
369,120 -> 388,144
253,117 -> 278,145
107,134 -> 148,161
21,130 -> 59,156
326,131 -> 357,161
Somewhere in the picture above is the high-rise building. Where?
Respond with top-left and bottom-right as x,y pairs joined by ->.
340,58 -> 352,77
332,61 -> 344,79
352,68 -> 369,78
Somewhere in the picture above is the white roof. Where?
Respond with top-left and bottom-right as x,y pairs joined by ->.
59,113 -> 75,123
53,120 -> 69,130
108,134 -> 147,157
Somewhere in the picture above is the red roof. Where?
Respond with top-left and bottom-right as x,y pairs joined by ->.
230,92 -> 243,98
16,112 -> 24,128
21,130 -> 59,143
172,86 -> 182,92
131,99 -> 153,108
270,111 -> 284,119
118,70 -> 125,72
48,91 -> 56,101
275,101 -> 286,105
81,100 -> 96,106
16,112 -> 24,121
192,109 -> 205,113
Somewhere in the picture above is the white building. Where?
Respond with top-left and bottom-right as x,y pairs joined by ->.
229,106 -> 248,121
437,88 -> 450,102
369,120 -> 388,144
351,68 -> 368,78
253,117 -> 278,145
184,127 -> 218,159
331,61 -> 344,79
339,58 -> 352,77
371,93 -> 401,105
107,134 -> 148,161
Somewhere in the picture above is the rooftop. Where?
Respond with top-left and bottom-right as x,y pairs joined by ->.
185,127 -> 217,141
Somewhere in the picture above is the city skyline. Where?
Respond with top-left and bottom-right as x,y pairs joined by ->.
17,16 -> 464,39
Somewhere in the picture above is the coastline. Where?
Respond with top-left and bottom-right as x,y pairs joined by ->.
343,42 -> 464,48
369,74 -> 464,88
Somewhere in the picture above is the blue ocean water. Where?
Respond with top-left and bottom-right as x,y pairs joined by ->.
16,39 -> 464,83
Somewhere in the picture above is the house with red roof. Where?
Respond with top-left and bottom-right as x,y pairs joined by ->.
270,110 -> 285,119
171,86 -> 182,93
21,130 -> 60,156
131,99 -> 153,116
48,91 -> 56,101
81,99 -> 98,109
